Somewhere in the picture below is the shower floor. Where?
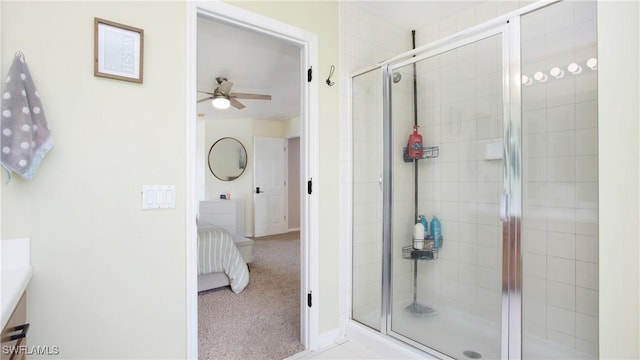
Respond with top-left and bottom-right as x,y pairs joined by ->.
356,301 -> 596,360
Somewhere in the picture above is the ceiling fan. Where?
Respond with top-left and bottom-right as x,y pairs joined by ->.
198,77 -> 272,110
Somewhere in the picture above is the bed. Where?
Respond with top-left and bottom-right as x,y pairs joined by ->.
197,224 -> 255,294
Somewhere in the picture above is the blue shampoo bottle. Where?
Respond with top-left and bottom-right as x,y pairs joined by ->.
430,216 -> 442,248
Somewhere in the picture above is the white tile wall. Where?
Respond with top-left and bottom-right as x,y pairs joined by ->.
386,34 -> 505,328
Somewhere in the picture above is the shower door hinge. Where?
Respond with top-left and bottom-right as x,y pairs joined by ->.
307,178 -> 313,195
307,67 -> 312,82
307,291 -> 312,307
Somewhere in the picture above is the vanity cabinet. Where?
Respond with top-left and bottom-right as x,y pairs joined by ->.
1,292 -> 27,360
199,200 -> 245,235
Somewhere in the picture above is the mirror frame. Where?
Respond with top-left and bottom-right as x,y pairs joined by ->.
207,137 -> 248,181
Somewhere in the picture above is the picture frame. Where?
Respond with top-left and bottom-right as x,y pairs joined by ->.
94,18 -> 144,83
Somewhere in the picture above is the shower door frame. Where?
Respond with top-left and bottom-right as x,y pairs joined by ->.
349,1 -> 563,358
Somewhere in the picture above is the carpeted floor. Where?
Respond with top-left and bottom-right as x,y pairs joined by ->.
198,231 -> 304,360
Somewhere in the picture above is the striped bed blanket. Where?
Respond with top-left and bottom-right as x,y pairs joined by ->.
197,226 -> 249,293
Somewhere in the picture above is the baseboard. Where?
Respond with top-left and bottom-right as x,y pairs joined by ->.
288,227 -> 300,232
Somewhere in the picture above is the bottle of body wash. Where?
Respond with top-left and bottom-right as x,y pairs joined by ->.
413,222 -> 424,249
419,215 -> 428,238
430,216 -> 442,248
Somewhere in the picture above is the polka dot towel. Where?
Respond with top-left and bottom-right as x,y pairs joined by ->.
0,52 -> 53,181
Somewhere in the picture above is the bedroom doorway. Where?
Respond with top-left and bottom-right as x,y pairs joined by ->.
186,2 -> 319,359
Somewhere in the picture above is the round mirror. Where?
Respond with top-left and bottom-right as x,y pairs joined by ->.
208,137 -> 247,181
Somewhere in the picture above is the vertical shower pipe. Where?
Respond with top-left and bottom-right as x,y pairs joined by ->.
411,30 -> 419,308
412,30 -> 418,221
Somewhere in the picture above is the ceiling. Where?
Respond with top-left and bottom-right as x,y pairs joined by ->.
196,2 -> 479,121
197,16 -> 300,121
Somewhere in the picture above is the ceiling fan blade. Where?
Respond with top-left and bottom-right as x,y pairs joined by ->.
197,90 -> 214,95
230,98 -> 246,109
218,80 -> 233,94
230,92 -> 272,100
197,96 -> 213,103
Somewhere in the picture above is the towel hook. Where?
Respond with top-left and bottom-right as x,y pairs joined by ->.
15,51 -> 25,62
326,65 -> 335,86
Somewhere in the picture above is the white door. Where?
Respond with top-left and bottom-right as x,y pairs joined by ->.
254,136 -> 288,237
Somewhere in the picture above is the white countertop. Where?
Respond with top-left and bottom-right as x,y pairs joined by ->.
1,238 -> 32,329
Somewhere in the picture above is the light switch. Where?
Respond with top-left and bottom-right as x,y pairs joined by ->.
142,185 -> 176,209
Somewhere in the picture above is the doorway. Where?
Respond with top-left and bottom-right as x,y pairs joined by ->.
186,2 -> 319,358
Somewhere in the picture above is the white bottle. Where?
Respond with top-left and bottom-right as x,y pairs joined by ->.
413,222 -> 425,249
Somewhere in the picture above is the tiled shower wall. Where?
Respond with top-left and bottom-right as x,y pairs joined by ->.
520,1 -> 598,356
390,34 -> 504,324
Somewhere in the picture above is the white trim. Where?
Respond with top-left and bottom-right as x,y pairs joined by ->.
186,1 -> 319,358
185,3 -> 198,358
302,27 -> 320,350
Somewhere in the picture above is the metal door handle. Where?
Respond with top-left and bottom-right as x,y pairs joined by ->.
500,192 -> 509,222
378,174 -> 383,190
8,323 -> 29,341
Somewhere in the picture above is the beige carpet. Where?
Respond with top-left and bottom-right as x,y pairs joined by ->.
198,231 -> 304,360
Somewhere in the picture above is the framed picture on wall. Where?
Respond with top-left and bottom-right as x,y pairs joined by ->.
94,18 -> 144,83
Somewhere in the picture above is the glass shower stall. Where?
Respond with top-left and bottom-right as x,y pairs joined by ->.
351,1 -> 598,359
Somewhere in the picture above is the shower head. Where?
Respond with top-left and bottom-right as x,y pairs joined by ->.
392,72 -> 402,83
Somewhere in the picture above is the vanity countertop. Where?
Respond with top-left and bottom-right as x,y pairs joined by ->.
1,238 -> 32,329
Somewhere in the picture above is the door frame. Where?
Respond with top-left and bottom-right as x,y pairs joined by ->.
185,1 -> 320,358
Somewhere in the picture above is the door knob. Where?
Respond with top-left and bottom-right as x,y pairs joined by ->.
256,187 -> 262,194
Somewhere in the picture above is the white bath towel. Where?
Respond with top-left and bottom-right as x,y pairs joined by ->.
0,53 -> 53,181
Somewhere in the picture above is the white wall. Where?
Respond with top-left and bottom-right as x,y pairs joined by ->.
202,117 -> 296,236
1,1 -> 186,358
288,136 -> 301,230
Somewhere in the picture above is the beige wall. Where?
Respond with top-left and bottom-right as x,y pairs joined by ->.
227,0 -> 341,333
1,1 -> 186,358
598,1 -> 640,358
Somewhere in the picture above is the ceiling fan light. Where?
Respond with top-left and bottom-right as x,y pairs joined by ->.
212,95 -> 230,109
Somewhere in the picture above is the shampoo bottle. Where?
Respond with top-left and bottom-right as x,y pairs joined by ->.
419,215 -> 428,238
430,216 -> 442,248
413,222 -> 425,250
407,125 -> 423,159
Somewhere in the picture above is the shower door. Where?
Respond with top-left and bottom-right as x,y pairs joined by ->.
351,67 -> 384,331
387,31 -> 506,359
